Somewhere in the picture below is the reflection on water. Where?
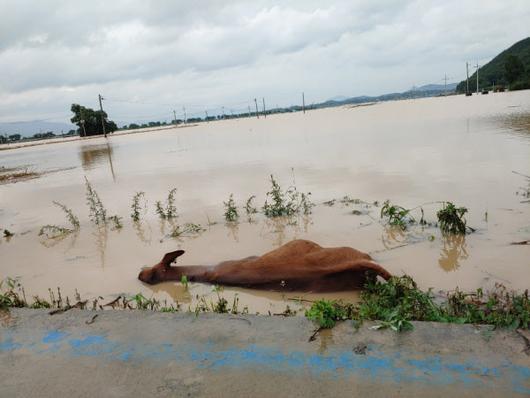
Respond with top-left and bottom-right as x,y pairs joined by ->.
501,112 -> 530,137
381,226 -> 407,249
146,282 -> 191,304
133,221 -> 152,244
79,143 -> 116,180
438,234 -> 468,272
93,226 -> 108,268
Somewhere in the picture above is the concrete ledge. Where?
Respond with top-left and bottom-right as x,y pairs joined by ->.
1,309 -> 530,397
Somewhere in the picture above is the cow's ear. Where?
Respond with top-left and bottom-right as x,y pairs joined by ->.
160,250 -> 185,268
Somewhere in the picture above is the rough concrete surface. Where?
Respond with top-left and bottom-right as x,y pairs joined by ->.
1,309 -> 530,397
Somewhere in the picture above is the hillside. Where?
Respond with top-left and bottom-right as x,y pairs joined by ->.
457,37 -> 530,92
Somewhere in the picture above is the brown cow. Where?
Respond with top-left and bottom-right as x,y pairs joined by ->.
138,239 -> 392,292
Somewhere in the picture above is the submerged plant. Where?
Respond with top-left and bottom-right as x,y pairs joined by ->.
0,277 -> 26,309
170,223 -> 205,237
300,192 -> 314,215
245,195 -> 258,215
224,194 -> 239,222
38,225 -> 74,239
85,177 -> 107,225
156,188 -> 178,219
131,191 -> 146,222
262,175 -> 312,218
108,215 -> 123,230
437,202 -> 472,234
380,200 -> 414,229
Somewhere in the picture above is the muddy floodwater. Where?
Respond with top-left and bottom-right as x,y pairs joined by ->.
1,92 -> 530,314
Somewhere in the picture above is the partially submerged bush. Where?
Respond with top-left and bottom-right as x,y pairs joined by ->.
380,201 -> 414,229
156,188 -> 178,219
223,194 -> 238,222
262,175 -> 313,217
306,276 -> 530,332
437,202 -> 473,234
85,177 -> 107,225
131,192 -> 146,222
170,223 -> 205,237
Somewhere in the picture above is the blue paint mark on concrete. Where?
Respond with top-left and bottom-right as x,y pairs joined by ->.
1,328 -> 530,395
69,335 -> 117,356
42,330 -> 67,344
0,335 -> 21,351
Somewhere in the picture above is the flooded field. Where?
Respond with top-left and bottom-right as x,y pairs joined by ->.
1,92 -> 529,314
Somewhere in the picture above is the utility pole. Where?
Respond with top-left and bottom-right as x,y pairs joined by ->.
302,92 -> 306,114
98,94 -> 107,138
173,110 -> 177,124
248,105 -> 251,118
222,106 -> 225,119
262,97 -> 266,118
254,98 -> 259,119
183,106 -> 187,123
443,74 -> 448,95
205,110 -> 209,122
475,62 -> 480,94
466,62 -> 470,95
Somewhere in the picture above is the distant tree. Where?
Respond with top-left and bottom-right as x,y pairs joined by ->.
70,104 -> 117,136
505,55 -> 525,85
0,135 -> 7,144
128,123 -> 140,129
8,134 -> 21,141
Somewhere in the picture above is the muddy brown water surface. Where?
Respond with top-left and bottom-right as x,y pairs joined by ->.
1,92 -> 530,314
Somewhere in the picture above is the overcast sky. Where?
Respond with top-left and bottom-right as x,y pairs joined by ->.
1,0 -> 530,125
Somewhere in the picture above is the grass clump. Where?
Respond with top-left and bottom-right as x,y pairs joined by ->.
3,229 -> 14,238
380,200 -> 414,229
131,192 -> 146,222
262,175 -> 313,217
170,223 -> 205,237
0,277 -> 26,309
437,202 -> 473,234
305,276 -> 530,332
39,225 -> 74,239
156,188 -> 178,219
305,299 -> 350,328
224,194 -> 239,222
85,177 -> 107,225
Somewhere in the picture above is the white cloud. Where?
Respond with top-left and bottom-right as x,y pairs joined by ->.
0,0 -> 529,124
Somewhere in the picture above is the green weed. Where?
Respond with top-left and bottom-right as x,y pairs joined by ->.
156,188 -> 178,219
380,200 -> 414,229
53,201 -> 80,229
170,223 -> 205,237
305,276 -> 530,332
131,192 -> 146,222
245,195 -> 258,215
224,194 -> 239,222
437,202 -> 473,234
305,300 -> 350,328
85,177 -> 107,225
262,175 -> 312,218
